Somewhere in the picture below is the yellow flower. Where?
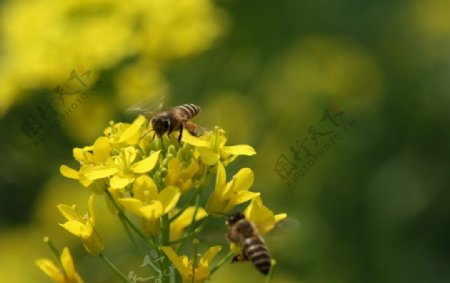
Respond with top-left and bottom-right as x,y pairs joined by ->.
36,246 -> 84,283
244,196 -> 287,234
109,147 -> 161,189
57,195 -> 104,255
161,245 -> 222,283
206,161 -> 259,214
183,127 -> 256,166
118,175 -> 180,235
106,115 -> 147,147
0,0 -> 224,115
61,138 -> 161,191
165,157 -> 200,192
170,206 -> 208,243
60,136 -> 115,189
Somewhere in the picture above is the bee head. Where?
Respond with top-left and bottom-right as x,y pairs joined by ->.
151,115 -> 170,137
226,212 -> 245,226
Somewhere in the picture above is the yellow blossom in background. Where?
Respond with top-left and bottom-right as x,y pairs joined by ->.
0,0 -> 225,116
183,127 -> 256,166
118,175 -> 181,235
57,195 -> 104,255
162,245 -> 222,283
206,161 -> 259,214
36,246 -> 84,283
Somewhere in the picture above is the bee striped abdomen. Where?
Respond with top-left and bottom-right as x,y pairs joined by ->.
177,104 -> 200,120
244,236 -> 272,275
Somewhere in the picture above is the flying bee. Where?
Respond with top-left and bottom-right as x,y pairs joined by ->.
226,212 -> 272,275
151,103 -> 201,142
125,86 -> 202,142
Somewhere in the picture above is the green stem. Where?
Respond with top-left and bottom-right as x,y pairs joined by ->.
99,253 -> 131,283
120,218 -> 160,275
44,237 -> 66,278
265,260 -> 276,283
191,239 -> 199,283
172,217 -> 210,246
210,251 -> 234,275
160,215 -> 170,283
175,192 -> 204,252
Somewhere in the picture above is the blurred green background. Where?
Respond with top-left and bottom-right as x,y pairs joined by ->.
1,0 -> 449,282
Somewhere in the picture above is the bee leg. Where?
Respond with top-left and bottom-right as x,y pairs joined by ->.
231,252 -> 248,263
185,121 -> 200,136
177,124 -> 183,143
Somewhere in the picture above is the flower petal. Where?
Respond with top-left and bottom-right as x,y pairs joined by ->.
35,258 -> 64,282
119,115 -> 146,143
110,174 -> 135,189
232,168 -> 254,192
59,220 -> 86,237
200,245 -> 222,264
73,148 -> 85,162
79,164 -> 118,180
118,198 -> 144,216
132,150 -> 161,173
57,204 -> 79,221
222,144 -> 256,156
60,165 -> 79,180
182,131 -> 209,147
60,247 -> 75,279
166,158 -> 181,186
140,201 -> 163,220
274,213 -> 288,223
244,197 -> 276,234
133,175 -> 158,202
158,186 -> 181,214
226,191 -> 260,212
197,147 -> 219,165
93,137 -> 111,163
215,161 -> 226,191
161,247 -> 191,279
87,194 -> 96,224
170,206 -> 207,242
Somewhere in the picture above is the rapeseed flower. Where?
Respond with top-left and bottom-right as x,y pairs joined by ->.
36,245 -> 84,283
170,206 -> 208,243
183,127 -> 256,166
49,113 -> 286,283
57,195 -> 104,255
161,245 -> 221,283
118,175 -> 180,235
244,196 -> 287,234
206,161 -> 259,214
165,157 -> 200,192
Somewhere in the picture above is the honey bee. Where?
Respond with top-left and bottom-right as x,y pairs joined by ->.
125,87 -> 201,142
151,103 -> 201,142
226,212 -> 272,275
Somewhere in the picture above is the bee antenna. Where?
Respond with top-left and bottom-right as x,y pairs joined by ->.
140,129 -> 154,140
210,211 -> 229,217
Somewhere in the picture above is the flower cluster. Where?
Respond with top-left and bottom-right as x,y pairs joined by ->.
38,115 -> 286,283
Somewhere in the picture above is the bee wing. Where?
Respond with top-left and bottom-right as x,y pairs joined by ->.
264,217 -> 301,238
124,85 -> 168,117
